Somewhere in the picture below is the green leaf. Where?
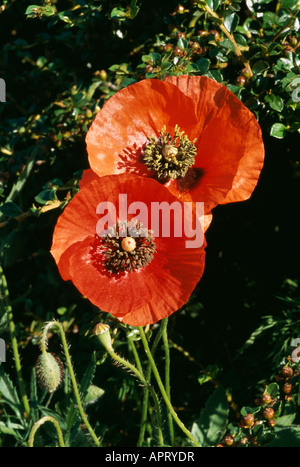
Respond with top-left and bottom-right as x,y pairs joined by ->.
266,382 -> 280,399
0,202 -> 22,218
84,385 -> 105,405
240,405 -> 260,416
206,0 -> 220,10
3,148 -> 37,207
128,0 -> 140,19
276,413 -> 297,426
266,427 -> 300,447
224,13 -> 239,33
270,123 -> 288,139
280,0 -> 299,7
34,188 -> 57,205
265,94 -> 284,112
25,5 -> 41,17
195,58 -> 210,74
252,60 -> 270,74
205,69 -> 223,82
110,7 -> 127,19
191,387 -> 229,447
0,364 -> 22,418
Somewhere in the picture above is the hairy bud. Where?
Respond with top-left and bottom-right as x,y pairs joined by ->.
35,352 -> 64,393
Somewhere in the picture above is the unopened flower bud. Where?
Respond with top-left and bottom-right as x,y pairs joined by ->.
35,352 -> 64,393
94,323 -> 113,352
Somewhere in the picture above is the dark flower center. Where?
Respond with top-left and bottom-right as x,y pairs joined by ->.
142,125 -> 197,181
99,219 -> 156,274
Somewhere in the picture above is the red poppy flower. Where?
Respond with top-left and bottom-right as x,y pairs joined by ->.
86,75 -> 264,226
51,173 -> 206,326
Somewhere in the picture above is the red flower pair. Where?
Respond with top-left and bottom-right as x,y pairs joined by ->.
51,76 -> 264,326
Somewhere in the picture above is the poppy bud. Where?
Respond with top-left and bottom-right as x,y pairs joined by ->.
35,352 -> 64,393
94,323 -> 114,352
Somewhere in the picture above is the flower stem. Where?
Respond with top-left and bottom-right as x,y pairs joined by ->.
138,326 -> 200,447
162,319 -> 174,446
137,319 -> 167,446
28,415 -> 65,447
0,264 -> 31,419
40,321 -> 101,447
107,345 -> 165,445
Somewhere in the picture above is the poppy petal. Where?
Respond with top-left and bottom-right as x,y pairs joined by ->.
85,79 -> 198,178
165,75 -> 264,206
51,174 -> 206,326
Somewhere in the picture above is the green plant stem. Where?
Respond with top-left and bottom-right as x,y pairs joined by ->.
162,319 -> 174,446
107,346 -> 164,445
137,319 -> 168,446
138,326 -> 200,447
41,321 -> 101,447
0,264 -> 31,419
28,415 -> 65,447
128,337 -> 144,376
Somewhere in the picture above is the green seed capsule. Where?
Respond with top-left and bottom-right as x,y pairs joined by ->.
35,352 -> 64,393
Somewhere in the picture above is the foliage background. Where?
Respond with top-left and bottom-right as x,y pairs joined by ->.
0,0 -> 299,447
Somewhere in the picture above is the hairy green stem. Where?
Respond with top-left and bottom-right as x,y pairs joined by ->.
162,319 -> 174,445
28,415 -> 65,447
0,264 -> 31,419
41,321 -> 101,447
107,345 -> 164,445
138,326 -> 200,447
137,319 -> 168,446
